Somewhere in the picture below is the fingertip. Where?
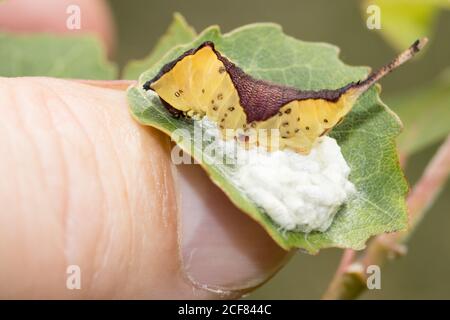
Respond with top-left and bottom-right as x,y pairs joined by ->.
0,77 -> 291,299
176,164 -> 292,293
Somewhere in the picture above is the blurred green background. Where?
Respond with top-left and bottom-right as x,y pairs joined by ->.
106,0 -> 450,299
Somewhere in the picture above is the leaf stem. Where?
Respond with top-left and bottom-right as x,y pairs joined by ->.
322,134 -> 450,300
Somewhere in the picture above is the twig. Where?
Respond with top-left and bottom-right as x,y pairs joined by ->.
402,135 -> 450,239
322,134 -> 450,300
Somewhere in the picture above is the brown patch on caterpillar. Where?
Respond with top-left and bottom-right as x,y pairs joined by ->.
144,39 -> 427,124
142,38 -> 427,155
143,41 -> 357,123
211,43 -> 356,123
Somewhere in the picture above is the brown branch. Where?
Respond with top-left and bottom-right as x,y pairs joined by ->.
322,134 -> 450,300
402,136 -> 450,238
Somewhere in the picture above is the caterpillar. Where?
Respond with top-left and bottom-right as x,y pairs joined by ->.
143,38 -> 427,154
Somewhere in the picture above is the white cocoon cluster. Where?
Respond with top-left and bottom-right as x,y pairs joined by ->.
196,117 -> 356,233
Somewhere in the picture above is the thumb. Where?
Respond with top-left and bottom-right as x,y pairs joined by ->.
0,77 -> 291,299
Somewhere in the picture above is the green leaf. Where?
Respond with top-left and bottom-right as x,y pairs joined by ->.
0,33 -> 117,79
362,0 -> 450,52
389,69 -> 450,155
122,13 -> 196,79
127,24 -> 408,253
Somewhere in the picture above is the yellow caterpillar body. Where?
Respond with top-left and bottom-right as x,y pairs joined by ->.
144,39 -> 427,154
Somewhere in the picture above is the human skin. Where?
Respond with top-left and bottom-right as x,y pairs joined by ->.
0,0 -> 291,299
0,77 -> 291,299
